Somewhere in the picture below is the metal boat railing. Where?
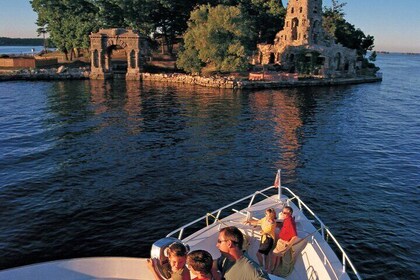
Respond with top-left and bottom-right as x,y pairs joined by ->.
279,186 -> 362,280
166,182 -> 361,280
165,185 -> 276,240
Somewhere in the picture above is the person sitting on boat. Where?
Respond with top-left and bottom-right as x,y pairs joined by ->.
245,208 -> 276,270
270,206 -> 297,273
186,250 -> 220,280
216,226 -> 270,280
147,242 -> 191,280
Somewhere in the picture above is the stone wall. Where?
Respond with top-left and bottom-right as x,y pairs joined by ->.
249,72 -> 298,81
0,67 -> 89,81
0,57 -> 57,68
0,68 -> 382,88
141,73 -> 238,89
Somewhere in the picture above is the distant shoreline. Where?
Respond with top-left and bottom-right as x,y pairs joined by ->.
375,50 -> 419,55
0,37 -> 45,47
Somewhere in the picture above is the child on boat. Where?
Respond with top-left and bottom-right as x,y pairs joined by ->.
245,207 -> 277,270
147,242 -> 191,280
186,250 -> 220,280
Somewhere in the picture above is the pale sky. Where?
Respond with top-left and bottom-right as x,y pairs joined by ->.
1,0 -> 419,53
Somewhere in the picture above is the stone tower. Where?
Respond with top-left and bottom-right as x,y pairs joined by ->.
256,0 -> 358,77
276,0 -> 325,48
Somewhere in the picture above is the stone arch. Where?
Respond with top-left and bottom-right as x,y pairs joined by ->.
289,53 -> 295,63
129,50 -> 136,68
344,59 -> 349,71
105,44 -> 125,74
89,28 -> 149,80
313,33 -> 318,44
269,53 -> 275,64
93,49 -> 99,68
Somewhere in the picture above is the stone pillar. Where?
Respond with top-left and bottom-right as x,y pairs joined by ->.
126,48 -> 141,80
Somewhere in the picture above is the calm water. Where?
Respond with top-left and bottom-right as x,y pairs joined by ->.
0,53 -> 419,279
0,46 -> 54,55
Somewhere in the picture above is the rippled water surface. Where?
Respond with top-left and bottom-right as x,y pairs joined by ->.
0,53 -> 419,279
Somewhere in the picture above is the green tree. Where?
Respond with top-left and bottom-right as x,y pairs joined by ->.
31,0 -> 98,60
369,50 -> 377,62
322,0 -> 346,39
323,0 -> 375,57
36,27 -> 48,51
177,4 -> 254,74
93,0 -> 126,28
123,0 -> 156,34
149,0 -> 192,54
97,0 -> 194,55
240,0 -> 285,44
203,0 -> 285,44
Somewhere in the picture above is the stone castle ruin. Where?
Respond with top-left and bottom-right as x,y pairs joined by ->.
255,0 -> 358,78
89,28 -> 149,80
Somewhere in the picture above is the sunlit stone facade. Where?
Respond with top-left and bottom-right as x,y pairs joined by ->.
256,0 -> 358,77
89,28 -> 149,80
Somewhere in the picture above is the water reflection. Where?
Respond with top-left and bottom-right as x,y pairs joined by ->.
89,80 -> 109,115
250,90 -> 303,176
85,81 -> 323,185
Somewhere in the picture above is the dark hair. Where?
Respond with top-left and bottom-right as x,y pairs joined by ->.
187,250 -> 213,274
167,242 -> 188,257
283,206 -> 293,215
220,226 -> 244,250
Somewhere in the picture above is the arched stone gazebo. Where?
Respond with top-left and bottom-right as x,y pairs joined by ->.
89,28 -> 149,80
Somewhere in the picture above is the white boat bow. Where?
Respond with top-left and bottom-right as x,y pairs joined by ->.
0,171 -> 361,280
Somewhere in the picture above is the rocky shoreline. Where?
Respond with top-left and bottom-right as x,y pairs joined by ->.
141,72 -> 382,89
0,67 -> 90,81
0,67 -> 382,88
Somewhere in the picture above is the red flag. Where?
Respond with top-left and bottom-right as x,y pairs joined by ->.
274,172 -> 280,188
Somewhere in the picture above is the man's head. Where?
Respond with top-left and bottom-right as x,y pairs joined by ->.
186,250 -> 213,277
281,206 -> 293,217
217,226 -> 244,258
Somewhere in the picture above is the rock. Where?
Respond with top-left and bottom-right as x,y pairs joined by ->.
57,65 -> 67,74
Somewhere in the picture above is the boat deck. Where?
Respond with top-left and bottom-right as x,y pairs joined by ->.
175,194 -> 350,280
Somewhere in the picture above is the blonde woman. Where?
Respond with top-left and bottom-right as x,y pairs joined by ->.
245,208 -> 277,270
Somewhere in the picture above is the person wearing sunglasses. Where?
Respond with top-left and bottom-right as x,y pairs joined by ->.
216,226 -> 270,280
270,206 -> 297,273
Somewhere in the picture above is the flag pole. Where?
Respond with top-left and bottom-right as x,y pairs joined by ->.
276,169 -> 282,201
